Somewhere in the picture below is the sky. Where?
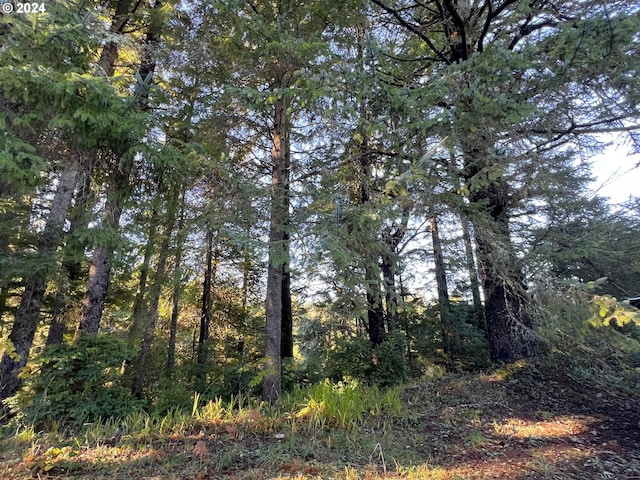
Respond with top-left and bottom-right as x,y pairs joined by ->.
590,145 -> 640,203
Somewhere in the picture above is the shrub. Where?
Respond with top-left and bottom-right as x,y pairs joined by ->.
326,331 -> 407,387
16,334 -> 143,428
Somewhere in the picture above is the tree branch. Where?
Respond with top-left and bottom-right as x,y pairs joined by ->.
369,0 -> 452,64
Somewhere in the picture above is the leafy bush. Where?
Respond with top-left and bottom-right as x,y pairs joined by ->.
16,335 -> 143,428
536,290 -> 640,393
370,330 -> 408,386
326,335 -> 371,381
326,330 -> 407,386
281,354 -> 325,391
402,300 -> 489,373
152,378 -> 195,416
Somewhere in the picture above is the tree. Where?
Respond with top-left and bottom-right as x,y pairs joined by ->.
74,0 -> 161,339
0,0 -> 142,404
370,0 -> 640,361
533,196 -> 640,298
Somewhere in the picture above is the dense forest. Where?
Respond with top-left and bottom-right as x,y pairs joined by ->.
1,0 -> 640,438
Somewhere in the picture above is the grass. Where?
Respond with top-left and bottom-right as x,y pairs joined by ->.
1,363 -> 639,479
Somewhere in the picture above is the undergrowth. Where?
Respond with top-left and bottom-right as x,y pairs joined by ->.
536,290 -> 640,393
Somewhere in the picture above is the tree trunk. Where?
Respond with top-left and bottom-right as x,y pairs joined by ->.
46,164 -> 94,348
132,186 -> 177,398
461,216 -> 485,332
167,192 -> 186,376
130,175 -> 163,341
0,162 -> 78,402
263,97 -> 288,404
45,292 -> 67,347
381,212 -> 409,332
196,228 -> 215,379
280,129 -> 292,360
475,233 -> 538,361
281,262 -> 293,359
468,173 -> 540,361
358,139 -> 385,346
430,213 -> 452,353
97,0 -> 136,76
381,255 -> 396,331
365,263 -> 385,346
75,0 -> 163,340
74,179 -> 125,340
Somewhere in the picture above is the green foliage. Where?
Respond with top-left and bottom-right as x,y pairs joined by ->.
403,301 -> 490,372
287,378 -> 403,432
326,330 -> 407,387
589,295 -> 640,341
326,335 -> 371,381
533,198 -> 640,298
369,330 -> 408,386
153,379 -> 195,416
14,335 -> 143,428
536,288 -> 640,392
281,355 -> 325,391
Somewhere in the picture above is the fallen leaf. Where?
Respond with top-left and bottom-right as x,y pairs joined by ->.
193,440 -> 209,460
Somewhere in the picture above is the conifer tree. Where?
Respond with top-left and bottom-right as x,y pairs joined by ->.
0,0 -> 147,404
370,0 -> 640,361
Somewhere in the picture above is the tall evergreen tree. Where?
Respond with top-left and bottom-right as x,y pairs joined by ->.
0,0 -> 148,405
370,0 -> 640,361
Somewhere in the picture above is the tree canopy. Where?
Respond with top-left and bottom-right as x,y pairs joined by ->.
1,0 -> 639,420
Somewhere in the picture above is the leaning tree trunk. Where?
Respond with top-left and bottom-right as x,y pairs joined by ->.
46,163 -> 95,348
97,0 -> 137,76
74,166 -> 129,339
75,0 -> 162,340
0,162 -> 78,402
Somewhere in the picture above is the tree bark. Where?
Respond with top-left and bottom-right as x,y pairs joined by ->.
475,231 -> 539,361
167,192 -> 186,376
468,172 -> 540,361
46,163 -> 94,348
132,185 -> 177,398
74,176 -> 126,340
381,256 -> 396,330
365,263 -> 385,346
197,228 -> 215,379
130,174 -> 163,341
430,212 -> 453,353
281,261 -> 293,359
75,0 -> 163,340
97,0 -> 137,76
461,216 -> 485,332
280,128 -> 293,360
263,97 -> 288,404
381,211 -> 409,332
0,162 -> 78,402
45,292 -> 67,347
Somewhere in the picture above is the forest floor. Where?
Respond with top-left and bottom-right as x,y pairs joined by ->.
1,360 -> 639,479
